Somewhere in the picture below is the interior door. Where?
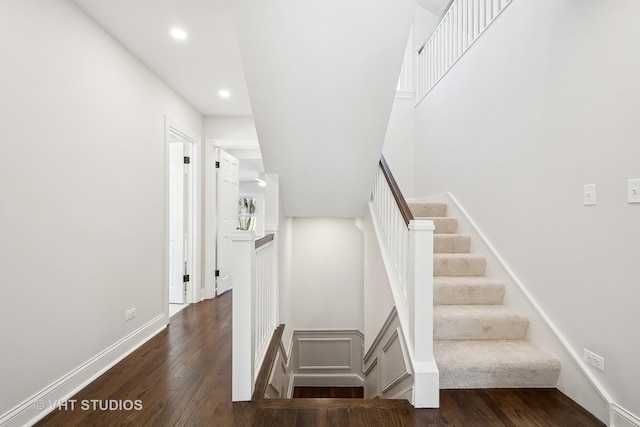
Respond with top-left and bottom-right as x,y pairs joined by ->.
216,149 -> 239,295
169,142 -> 186,304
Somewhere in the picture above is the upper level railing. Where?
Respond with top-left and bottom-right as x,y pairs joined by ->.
370,156 -> 438,407
232,231 -> 278,402
416,0 -> 513,102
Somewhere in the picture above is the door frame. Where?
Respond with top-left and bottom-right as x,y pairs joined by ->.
165,117 -> 202,322
203,138 -> 259,299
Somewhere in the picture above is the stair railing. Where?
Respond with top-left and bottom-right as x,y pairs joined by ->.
232,231 -> 278,401
370,156 -> 438,407
416,0 -> 514,102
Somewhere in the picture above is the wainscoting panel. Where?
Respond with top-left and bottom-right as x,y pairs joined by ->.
364,308 -> 413,402
290,330 -> 364,387
265,338 -> 290,399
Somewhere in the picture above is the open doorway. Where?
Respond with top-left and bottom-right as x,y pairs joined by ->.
166,119 -> 200,319
203,140 -> 265,299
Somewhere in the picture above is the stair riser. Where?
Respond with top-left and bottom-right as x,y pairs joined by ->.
434,235 -> 471,253
409,203 -> 447,217
434,284 -> 505,305
434,318 -> 529,340
434,257 -> 486,276
432,218 -> 458,234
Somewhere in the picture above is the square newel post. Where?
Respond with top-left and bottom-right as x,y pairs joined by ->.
232,230 -> 256,402
407,219 -> 439,408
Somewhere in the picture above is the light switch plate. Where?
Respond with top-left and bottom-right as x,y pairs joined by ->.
628,179 -> 640,204
583,184 -> 596,206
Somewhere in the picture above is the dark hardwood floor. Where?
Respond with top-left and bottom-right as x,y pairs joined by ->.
293,387 -> 364,399
36,292 -> 604,426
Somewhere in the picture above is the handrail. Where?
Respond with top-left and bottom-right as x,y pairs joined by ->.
370,156 -> 438,407
252,324 -> 285,401
379,156 -> 414,226
416,0 -> 514,101
255,233 -> 274,249
418,0 -> 456,54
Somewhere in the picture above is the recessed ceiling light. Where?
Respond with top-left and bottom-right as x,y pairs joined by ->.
219,89 -> 231,99
170,28 -> 188,40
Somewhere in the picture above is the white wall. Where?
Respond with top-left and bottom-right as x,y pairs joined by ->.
0,0 -> 201,420
414,0 -> 640,420
382,98 -> 416,198
289,219 -> 364,332
381,6 -> 440,198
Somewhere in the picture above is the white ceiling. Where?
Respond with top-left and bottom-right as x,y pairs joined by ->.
71,0 -> 442,217
72,0 -> 252,116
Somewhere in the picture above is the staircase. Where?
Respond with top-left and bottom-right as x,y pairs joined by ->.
409,202 -> 561,389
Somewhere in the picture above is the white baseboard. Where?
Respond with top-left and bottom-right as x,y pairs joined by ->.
0,314 -> 167,427
612,404 -> 640,427
410,193 -> 615,421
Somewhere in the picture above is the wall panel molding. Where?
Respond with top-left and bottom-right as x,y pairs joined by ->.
290,330 -> 364,388
364,308 -> 413,402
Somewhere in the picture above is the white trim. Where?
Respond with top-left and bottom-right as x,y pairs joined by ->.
207,138 -> 259,149
410,192 -> 615,409
203,140 -> 218,299
390,384 -> 413,400
0,315 -> 166,427
612,404 -> 640,427
165,117 -> 202,307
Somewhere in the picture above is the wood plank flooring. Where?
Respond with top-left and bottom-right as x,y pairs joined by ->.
35,292 -> 605,426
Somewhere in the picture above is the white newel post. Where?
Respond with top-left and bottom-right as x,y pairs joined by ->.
232,230 -> 256,402
408,219 -> 440,408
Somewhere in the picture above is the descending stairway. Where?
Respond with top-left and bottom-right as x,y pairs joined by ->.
409,203 -> 561,389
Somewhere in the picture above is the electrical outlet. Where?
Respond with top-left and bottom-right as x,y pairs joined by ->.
628,179 -> 640,204
583,348 -> 604,372
125,308 -> 136,321
583,184 -> 596,206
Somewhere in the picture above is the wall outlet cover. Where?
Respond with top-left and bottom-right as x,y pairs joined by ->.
628,179 -> 640,203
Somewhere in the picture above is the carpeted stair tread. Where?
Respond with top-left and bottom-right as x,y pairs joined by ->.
434,234 -> 471,253
409,203 -> 447,217
418,217 -> 458,234
434,253 -> 486,276
435,277 -> 505,305
434,305 -> 529,340
434,340 -> 561,388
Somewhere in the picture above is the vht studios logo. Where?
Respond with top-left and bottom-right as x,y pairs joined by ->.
34,399 -> 143,411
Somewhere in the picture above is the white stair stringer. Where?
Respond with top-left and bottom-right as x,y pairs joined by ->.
411,203 -> 560,390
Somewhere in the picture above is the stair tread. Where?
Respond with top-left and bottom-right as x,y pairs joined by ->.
433,253 -> 485,259
434,304 -> 527,319
255,398 -> 412,410
435,340 -> 561,389
434,276 -> 505,285
435,340 -> 560,370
